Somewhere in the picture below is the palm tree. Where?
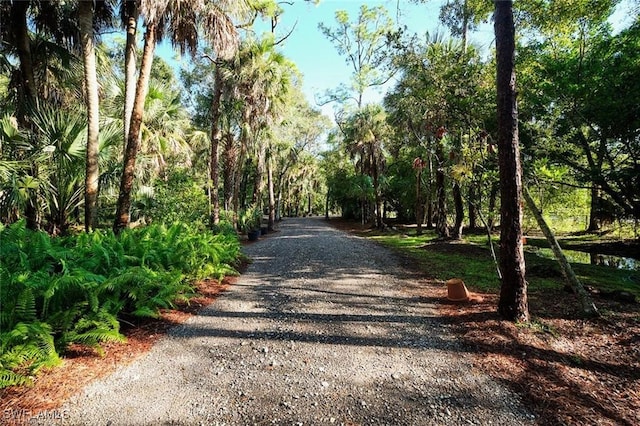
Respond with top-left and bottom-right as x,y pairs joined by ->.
78,0 -> 100,231
114,0 -> 242,233
5,1 -> 37,115
342,105 -> 388,229
139,79 -> 192,177
247,37 -> 293,211
216,35 -> 288,227
121,0 -> 138,150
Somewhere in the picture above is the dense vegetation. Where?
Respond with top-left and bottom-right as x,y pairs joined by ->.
0,220 -> 239,387
0,0 -> 638,390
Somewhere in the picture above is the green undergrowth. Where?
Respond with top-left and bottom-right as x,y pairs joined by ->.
370,229 -> 639,297
0,220 -> 240,388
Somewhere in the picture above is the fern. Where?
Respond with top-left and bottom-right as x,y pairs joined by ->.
0,369 -> 34,388
59,310 -> 125,355
0,220 -> 241,388
0,321 -> 60,389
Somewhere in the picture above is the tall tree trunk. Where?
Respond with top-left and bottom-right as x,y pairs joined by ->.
233,126 -> 249,227
461,0 -> 469,53
435,139 -> 449,238
113,24 -> 157,234
11,1 -> 36,108
209,64 -> 223,226
11,2 -> 39,229
79,1 -> 100,232
123,0 -> 138,150
252,142 -> 266,205
373,167 -> 383,229
325,188 -> 330,220
488,180 -> 499,229
587,184 -> 603,232
276,178 -> 285,221
468,184 -> 478,230
523,188 -> 599,317
451,182 -> 464,239
222,134 -> 236,212
425,200 -> 433,229
267,155 -> 276,230
416,167 -> 423,235
425,151 -> 434,229
495,0 -> 529,322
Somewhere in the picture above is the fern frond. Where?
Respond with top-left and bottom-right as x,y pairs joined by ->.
0,368 -> 34,388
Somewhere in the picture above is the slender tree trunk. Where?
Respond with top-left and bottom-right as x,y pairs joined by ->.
209,64 -> 223,226
267,155 -> 276,230
222,134 -> 236,212
12,2 -> 39,229
468,184 -> 478,230
325,188 -> 330,220
114,24 -> 157,234
416,167 -> 423,235
123,1 -> 138,150
425,150 -> 434,229
587,184 -> 602,232
276,180 -> 285,221
79,1 -> 100,232
435,139 -> 449,238
452,182 -> 464,239
11,2 -> 36,107
252,142 -> 266,205
488,180 -> 498,229
425,200 -> 433,229
461,0 -> 469,53
373,167 -> 383,229
523,188 -> 599,317
495,0 -> 529,322
233,129 -> 249,226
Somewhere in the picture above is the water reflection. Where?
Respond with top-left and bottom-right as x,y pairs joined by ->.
590,253 -> 638,270
532,247 -> 638,271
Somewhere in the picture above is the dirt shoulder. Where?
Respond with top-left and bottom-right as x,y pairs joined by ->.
329,218 -> 640,426
0,277 -> 234,422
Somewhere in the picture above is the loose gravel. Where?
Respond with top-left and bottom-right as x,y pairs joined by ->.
53,217 -> 535,425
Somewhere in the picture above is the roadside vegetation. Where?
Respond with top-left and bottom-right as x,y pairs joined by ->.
0,220 -> 240,388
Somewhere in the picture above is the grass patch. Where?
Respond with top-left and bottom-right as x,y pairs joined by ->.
370,229 -> 640,298
371,231 -> 501,292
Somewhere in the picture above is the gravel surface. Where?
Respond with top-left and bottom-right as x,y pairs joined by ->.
54,217 -> 535,425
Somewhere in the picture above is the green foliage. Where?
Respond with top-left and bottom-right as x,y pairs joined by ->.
238,204 -> 262,232
0,321 -> 60,388
519,19 -> 640,219
318,4 -> 396,107
136,168 -> 209,229
0,220 -> 240,388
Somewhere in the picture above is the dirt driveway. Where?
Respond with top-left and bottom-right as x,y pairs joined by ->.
54,217 -> 535,425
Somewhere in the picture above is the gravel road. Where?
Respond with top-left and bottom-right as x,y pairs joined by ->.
54,217 -> 535,425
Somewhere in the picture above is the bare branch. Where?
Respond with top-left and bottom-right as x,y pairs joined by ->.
274,20 -> 298,45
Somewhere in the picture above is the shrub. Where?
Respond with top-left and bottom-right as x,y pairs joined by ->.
0,220 -> 241,388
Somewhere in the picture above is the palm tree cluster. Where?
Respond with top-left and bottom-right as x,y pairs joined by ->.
0,0 -> 326,236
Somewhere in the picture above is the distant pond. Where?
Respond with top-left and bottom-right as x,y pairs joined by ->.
532,247 -> 639,271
